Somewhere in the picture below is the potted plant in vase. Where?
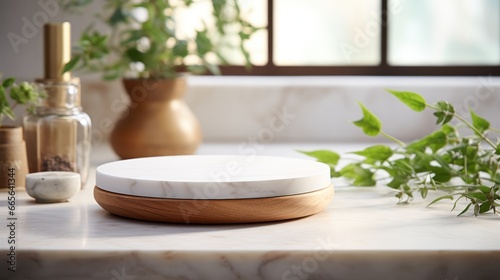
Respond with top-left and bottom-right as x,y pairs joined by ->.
64,0 -> 259,159
0,76 -> 45,189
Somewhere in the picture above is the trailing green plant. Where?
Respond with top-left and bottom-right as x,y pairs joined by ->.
62,0 -> 260,79
0,75 -> 45,127
301,90 -> 500,217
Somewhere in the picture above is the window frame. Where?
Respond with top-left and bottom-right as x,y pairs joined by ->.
220,0 -> 500,76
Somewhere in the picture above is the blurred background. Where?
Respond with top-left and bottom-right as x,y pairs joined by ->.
0,0 -> 499,144
1,0 -> 499,77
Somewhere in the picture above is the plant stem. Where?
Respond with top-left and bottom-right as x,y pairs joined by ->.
380,130 -> 406,147
454,114 -> 496,149
426,103 -> 496,149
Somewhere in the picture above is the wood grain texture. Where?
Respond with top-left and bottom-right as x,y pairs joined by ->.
94,184 -> 334,224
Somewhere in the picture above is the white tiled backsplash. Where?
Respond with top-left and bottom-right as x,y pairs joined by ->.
6,76 -> 500,144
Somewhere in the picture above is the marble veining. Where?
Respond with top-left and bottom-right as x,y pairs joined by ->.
6,251 -> 500,280
96,155 -> 331,199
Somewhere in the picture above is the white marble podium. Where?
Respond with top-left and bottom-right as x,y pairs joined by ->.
96,155 -> 331,199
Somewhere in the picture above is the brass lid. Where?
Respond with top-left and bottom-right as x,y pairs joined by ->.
38,22 -> 81,109
43,22 -> 71,82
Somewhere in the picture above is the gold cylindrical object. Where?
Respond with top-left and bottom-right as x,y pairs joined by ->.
37,22 -> 80,109
43,22 -> 71,82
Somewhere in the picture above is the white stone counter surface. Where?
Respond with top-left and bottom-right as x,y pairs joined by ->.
1,143 -> 499,280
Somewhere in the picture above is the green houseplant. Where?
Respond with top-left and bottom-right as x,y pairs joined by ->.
0,76 -> 45,188
302,90 -> 500,217
64,0 -> 259,158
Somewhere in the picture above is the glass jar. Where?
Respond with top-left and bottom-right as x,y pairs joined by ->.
24,80 -> 91,187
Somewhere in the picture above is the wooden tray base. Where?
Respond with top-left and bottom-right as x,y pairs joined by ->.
94,185 -> 334,224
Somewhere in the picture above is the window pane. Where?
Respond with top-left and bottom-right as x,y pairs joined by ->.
174,0 -> 267,66
220,0 -> 268,66
389,0 -> 500,66
274,0 -> 381,66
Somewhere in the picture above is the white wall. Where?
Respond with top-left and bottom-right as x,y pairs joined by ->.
79,76 -> 500,145
0,0 -> 104,80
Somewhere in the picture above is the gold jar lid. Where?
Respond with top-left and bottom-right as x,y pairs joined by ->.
44,22 -> 71,82
36,22 -> 81,109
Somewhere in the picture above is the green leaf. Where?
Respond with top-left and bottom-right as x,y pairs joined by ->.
62,0 -> 92,10
340,163 -> 376,186
239,31 -> 251,40
109,7 -> 127,26
465,145 -> 478,159
411,152 -> 433,173
173,40 -> 189,58
387,176 -> 409,189
474,203 -> 480,216
0,87 -> 6,104
126,48 -> 146,62
432,154 -> 455,174
63,55 -> 80,74
479,201 -> 492,214
353,103 -> 381,136
351,145 -> 393,162
470,110 -> 490,134
102,69 -> 121,81
212,0 -> 227,15
9,86 -> 24,103
457,202 -> 472,217
407,131 -> 447,153
429,166 -> 452,183
123,30 -> 143,44
1,106 -> 15,120
440,124 -> 455,135
427,194 -> 454,207
433,101 -> 455,125
387,89 -> 426,112
490,185 -> 499,196
464,192 -> 487,202
9,82 -> 36,104
299,150 -> 340,166
195,30 -> 212,56
493,173 -> 500,184
2,77 -> 15,88
419,187 -> 428,199
145,27 -> 165,44
392,158 -> 414,175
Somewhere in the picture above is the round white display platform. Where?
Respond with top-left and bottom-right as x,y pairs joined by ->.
96,155 -> 331,199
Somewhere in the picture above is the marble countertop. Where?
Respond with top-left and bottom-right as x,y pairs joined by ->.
2,143 -> 499,280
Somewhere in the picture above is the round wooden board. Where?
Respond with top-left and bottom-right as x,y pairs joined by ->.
94,184 -> 334,224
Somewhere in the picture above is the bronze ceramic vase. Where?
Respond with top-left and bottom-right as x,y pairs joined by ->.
110,78 -> 202,159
